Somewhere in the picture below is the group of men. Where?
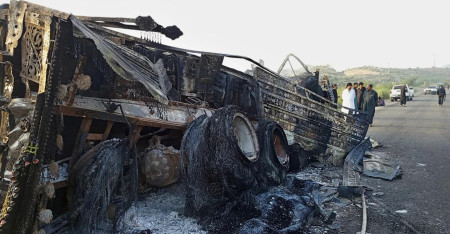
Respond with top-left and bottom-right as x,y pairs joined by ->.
333,82 -> 378,127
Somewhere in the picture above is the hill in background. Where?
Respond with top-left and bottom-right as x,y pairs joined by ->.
305,65 -> 450,87
281,65 -> 450,99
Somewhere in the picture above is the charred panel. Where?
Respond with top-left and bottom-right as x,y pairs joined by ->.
254,67 -> 368,164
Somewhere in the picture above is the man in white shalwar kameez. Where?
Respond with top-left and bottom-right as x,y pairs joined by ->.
341,82 -> 356,114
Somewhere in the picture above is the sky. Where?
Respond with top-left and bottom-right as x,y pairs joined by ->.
2,0 -> 450,72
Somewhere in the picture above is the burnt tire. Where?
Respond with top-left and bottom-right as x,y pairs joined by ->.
255,121 -> 289,187
68,139 -> 133,233
181,106 -> 259,216
287,143 -> 311,172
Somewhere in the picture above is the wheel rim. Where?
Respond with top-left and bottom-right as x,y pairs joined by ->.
232,113 -> 259,162
272,127 -> 289,166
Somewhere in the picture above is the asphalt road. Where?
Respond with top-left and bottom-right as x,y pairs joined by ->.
363,90 -> 450,233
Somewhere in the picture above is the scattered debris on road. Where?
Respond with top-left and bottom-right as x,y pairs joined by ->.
395,210 -> 408,214
372,192 -> 385,197
370,138 -> 383,149
363,152 -> 403,180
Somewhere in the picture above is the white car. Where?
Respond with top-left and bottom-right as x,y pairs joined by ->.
409,87 -> 415,97
424,85 -> 438,95
390,84 -> 412,102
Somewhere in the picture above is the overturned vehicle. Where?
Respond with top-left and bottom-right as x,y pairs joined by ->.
0,1 -> 369,233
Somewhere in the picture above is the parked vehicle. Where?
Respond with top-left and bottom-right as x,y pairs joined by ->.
424,85 -> 438,95
390,84 -> 412,102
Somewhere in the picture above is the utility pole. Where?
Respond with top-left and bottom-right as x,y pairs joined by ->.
433,54 -> 436,79
433,54 -> 436,68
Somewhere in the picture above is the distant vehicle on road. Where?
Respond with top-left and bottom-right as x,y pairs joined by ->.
390,84 -> 412,102
424,85 -> 438,95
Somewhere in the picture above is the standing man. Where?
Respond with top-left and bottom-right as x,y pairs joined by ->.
437,85 -> 446,106
341,83 -> 356,114
400,84 -> 408,107
353,82 -> 358,111
357,82 -> 366,110
362,84 -> 378,127
332,84 -> 338,104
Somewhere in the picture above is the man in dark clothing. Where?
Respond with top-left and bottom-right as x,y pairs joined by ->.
437,85 -> 446,106
377,96 -> 385,106
400,85 -> 408,107
362,84 -> 378,127
357,82 -> 366,110
332,84 -> 338,104
353,82 -> 358,91
314,68 -> 320,79
353,82 -> 358,110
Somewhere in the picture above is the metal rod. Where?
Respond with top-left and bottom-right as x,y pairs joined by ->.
361,190 -> 367,234
139,128 -> 166,140
287,58 -> 297,77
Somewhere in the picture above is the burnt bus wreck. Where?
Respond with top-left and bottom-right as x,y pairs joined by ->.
0,1 -> 369,233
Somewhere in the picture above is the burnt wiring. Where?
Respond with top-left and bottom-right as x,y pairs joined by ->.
139,128 -> 166,140
101,101 -> 131,130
